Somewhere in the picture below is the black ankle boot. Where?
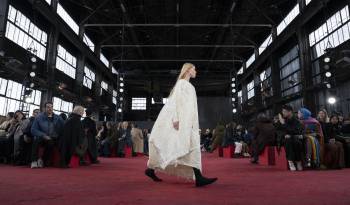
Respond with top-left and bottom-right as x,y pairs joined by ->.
193,168 -> 217,187
145,168 -> 162,182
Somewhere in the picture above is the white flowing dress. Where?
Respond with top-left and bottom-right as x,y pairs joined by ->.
147,79 -> 202,180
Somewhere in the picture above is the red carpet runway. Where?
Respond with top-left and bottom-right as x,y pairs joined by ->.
0,153 -> 350,205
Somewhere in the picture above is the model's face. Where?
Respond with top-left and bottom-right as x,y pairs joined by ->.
189,67 -> 197,78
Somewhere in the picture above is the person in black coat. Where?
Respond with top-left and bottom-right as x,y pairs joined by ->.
60,106 -> 85,168
82,108 -> 99,163
117,121 -> 132,157
222,122 -> 236,147
275,105 -> 303,171
251,114 -> 276,163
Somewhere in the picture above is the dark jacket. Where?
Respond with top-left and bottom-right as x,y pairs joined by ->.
233,129 -> 244,143
81,117 -> 97,139
81,117 -> 98,160
222,126 -> 235,146
252,118 -> 276,146
325,122 -> 341,143
23,116 -> 36,139
276,116 -> 303,136
61,113 -> 84,155
31,113 -> 64,139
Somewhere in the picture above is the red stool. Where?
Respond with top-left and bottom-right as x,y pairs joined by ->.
69,155 -> 80,168
124,146 -> 132,158
136,153 -> 144,157
215,147 -> 223,157
274,147 -> 288,170
110,147 -> 117,157
223,145 -> 235,158
259,146 -> 276,165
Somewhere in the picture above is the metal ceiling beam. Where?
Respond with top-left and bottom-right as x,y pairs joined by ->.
79,0 -> 111,26
247,0 -> 276,25
238,0 -> 329,83
206,0 -> 237,71
233,32 -> 257,46
102,44 -> 255,48
27,0 -> 116,84
111,59 -> 243,62
84,23 -> 272,28
115,0 -> 150,70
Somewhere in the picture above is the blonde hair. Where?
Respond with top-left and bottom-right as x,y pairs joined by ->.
169,63 -> 195,96
72,105 -> 84,116
317,109 -> 329,123
122,121 -> 128,129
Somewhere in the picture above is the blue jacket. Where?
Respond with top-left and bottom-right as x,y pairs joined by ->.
31,113 -> 64,139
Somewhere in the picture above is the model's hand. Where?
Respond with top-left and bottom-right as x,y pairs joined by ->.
173,121 -> 179,130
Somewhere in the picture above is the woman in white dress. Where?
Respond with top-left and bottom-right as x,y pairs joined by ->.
145,63 -> 217,187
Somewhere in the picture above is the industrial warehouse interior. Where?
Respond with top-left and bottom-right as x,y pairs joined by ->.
0,0 -> 350,204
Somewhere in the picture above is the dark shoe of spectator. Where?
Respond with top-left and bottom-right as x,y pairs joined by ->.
250,159 -> 258,164
80,160 -> 88,166
91,160 -> 100,164
233,153 -> 241,158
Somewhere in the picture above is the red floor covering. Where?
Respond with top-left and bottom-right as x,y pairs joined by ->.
0,153 -> 350,205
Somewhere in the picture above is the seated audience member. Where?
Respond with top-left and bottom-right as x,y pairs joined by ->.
117,121 -> 132,157
203,129 -> 212,151
324,115 -> 345,169
0,112 -> 15,163
11,110 -> 31,165
341,118 -> 350,135
222,122 -> 236,147
317,109 -> 329,133
240,126 -> 251,157
276,105 -> 303,171
143,129 -> 150,155
59,113 -> 68,122
210,123 -> 225,152
0,112 -> 15,137
337,112 -> 344,127
100,122 -> 115,157
20,109 -> 40,165
273,115 -> 285,150
232,124 -> 244,157
298,108 -> 325,169
31,102 -> 64,168
250,114 -> 276,164
96,122 -> 107,156
131,123 -> 144,155
82,109 -> 99,163
60,106 -> 85,168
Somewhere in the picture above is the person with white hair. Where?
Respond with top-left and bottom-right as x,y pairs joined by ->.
145,63 -> 217,187
59,105 -> 85,168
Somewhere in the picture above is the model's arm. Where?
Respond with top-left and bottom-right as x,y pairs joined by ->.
172,81 -> 181,130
